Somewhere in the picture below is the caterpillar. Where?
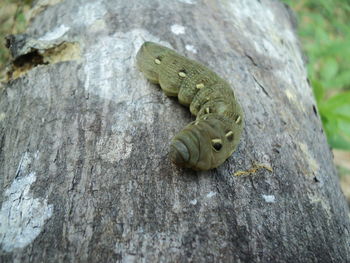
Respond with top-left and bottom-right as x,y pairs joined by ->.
136,42 -> 244,170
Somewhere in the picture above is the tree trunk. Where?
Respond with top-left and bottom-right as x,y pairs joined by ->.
1,0 -> 349,262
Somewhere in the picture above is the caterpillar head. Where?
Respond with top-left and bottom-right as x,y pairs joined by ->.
169,118 -> 237,170
136,42 -> 170,83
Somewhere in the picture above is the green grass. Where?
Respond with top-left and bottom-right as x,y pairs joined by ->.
282,0 -> 350,150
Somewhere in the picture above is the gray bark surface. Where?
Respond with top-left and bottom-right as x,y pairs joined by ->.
1,0 -> 349,262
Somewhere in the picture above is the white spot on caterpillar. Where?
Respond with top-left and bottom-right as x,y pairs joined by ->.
206,191 -> 216,198
185,44 -> 197,54
178,71 -> 187,78
0,172 -> 53,252
178,0 -> 196,4
196,83 -> 204,89
235,115 -> 241,124
171,24 -> 186,35
38,24 -> 70,41
190,199 -> 197,205
262,194 -> 276,203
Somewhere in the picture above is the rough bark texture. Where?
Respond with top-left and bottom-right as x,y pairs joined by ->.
0,0 -> 349,262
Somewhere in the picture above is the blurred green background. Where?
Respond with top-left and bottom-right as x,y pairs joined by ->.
282,0 -> 350,151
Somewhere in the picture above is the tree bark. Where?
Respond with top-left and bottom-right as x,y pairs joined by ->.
1,0 -> 349,262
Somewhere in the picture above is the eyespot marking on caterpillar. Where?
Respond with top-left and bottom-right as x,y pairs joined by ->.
154,58 -> 161,64
225,131 -> 234,141
178,71 -> 187,78
235,115 -> 241,124
212,139 -> 223,152
136,42 -> 244,170
196,83 -> 204,89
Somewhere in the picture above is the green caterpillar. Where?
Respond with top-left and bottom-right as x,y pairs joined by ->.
136,42 -> 244,170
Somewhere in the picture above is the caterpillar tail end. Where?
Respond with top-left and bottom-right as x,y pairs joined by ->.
169,139 -> 190,167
